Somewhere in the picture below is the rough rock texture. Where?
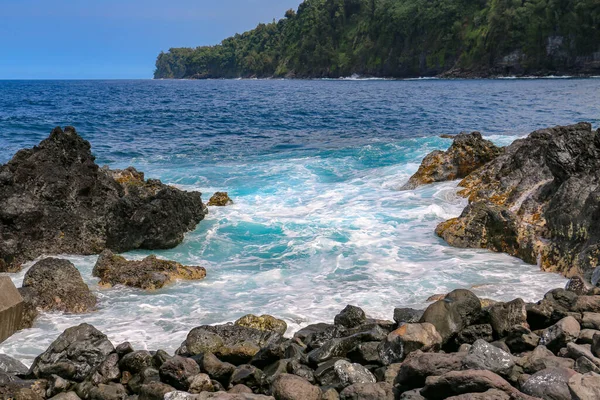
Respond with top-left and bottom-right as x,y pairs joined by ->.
395,350 -> 465,389
378,323 -> 442,364
0,276 -> 24,342
0,126 -> 206,272
521,367 -> 577,400
234,314 -> 287,335
207,192 -> 233,206
401,132 -> 502,190
92,250 -> 206,290
487,299 -> 528,338
0,354 -> 28,375
21,258 -> 97,315
29,323 -> 114,381
462,340 -> 517,377
271,374 -> 321,400
436,122 -> 600,278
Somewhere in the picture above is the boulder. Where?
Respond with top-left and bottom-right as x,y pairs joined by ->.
487,298 -> 528,338
593,332 -> 600,357
539,316 -> 580,352
393,308 -> 424,325
293,323 -> 343,349
138,382 -> 176,400
580,312 -> 600,330
574,356 -> 600,374
0,276 -> 23,342
401,132 -> 502,190
378,323 -> 442,365
576,329 -> 599,344
196,352 -> 236,386
0,354 -> 28,375
119,350 -> 154,374
568,372 -> 600,399
229,364 -> 264,392
159,355 -> 200,390
234,314 -> 287,335
455,324 -> 493,346
29,323 -> 114,381
505,326 -> 539,353
338,382 -> 394,400
22,258 -> 97,316
462,339 -> 517,377
419,289 -> 481,344
571,296 -> 600,313
207,192 -> 233,206
181,324 -> 282,364
93,250 -> 206,290
446,390 -> 510,400
334,305 -> 367,329
270,373 -> 321,400
333,360 -> 376,386
307,327 -> 386,364
395,350 -> 465,389
521,367 -> 577,400
0,126 -> 206,272
436,123 -> 600,278
518,345 -> 574,374
565,276 -> 588,295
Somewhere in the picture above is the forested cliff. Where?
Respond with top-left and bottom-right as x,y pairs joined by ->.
154,0 -> 600,79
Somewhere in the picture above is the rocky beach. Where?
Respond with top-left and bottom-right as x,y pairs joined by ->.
2,121 -> 600,399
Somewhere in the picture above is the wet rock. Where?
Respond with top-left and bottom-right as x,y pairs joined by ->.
396,350 -> 464,389
539,316 -> 580,352
436,123 -> 600,278
314,358 -> 346,388
347,342 -> 381,365
286,360 -> 314,384
462,339 -> 517,376
419,289 -> 481,344
0,353 -> 28,375
334,306 -> 367,329
487,299 -> 528,338
22,258 -> 97,315
229,364 -> 264,392
565,276 -> 588,295
153,349 -> 172,367
30,323 -> 114,381
115,342 -> 134,357
124,366 -> 160,394
378,323 -> 442,365
250,342 -> 287,369
181,324 -> 282,364
262,359 -> 289,384
333,360 -> 375,386
0,126 -> 207,272
119,351 -> 154,374
393,308 -> 424,325
420,369 -> 524,400
159,355 -> 200,390
207,192 -> 233,206
294,324 -> 343,350
197,352 -> 236,386
567,372 -> 600,399
521,367 -> 577,400
338,382 -> 394,400
271,373 -> 321,400
93,250 -> 206,290
89,353 -> 120,385
455,324 -> 493,346
235,314 -> 287,335
401,132 -> 501,190
307,328 -> 385,365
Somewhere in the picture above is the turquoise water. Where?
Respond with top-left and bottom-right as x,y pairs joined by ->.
1,78 -> 599,364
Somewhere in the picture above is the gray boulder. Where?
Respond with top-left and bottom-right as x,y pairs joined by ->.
333,360 -> 376,387
521,367 -> 578,400
0,354 -> 28,375
334,305 -> 367,329
159,355 -> 200,390
540,316 -> 580,352
462,339 -> 517,377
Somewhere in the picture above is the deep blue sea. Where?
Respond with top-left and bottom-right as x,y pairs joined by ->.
1,78 -> 599,364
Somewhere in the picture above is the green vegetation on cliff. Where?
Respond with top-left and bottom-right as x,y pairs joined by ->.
154,0 -> 600,79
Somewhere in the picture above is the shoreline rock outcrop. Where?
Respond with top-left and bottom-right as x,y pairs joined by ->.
434,122 -> 600,279
92,250 -> 207,290
0,126 -> 207,272
4,284 -> 600,399
401,132 -> 502,190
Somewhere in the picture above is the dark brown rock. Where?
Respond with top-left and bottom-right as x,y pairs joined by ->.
207,192 -> 233,206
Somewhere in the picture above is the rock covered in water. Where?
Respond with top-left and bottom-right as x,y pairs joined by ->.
0,126 -> 207,272
436,122 -> 600,278
207,192 -> 233,206
92,250 -> 206,290
401,132 -> 502,190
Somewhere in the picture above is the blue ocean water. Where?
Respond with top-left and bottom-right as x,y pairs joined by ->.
1,78 -> 599,364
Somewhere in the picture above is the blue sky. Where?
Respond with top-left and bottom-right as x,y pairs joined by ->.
0,0 -> 302,79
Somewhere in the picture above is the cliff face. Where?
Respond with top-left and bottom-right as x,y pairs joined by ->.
154,0 -> 600,79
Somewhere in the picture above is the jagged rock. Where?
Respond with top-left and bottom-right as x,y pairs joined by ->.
517,345 -> 574,374
250,342 -> 287,369
436,123 -> 600,278
455,324 -> 493,346
286,360 -> 315,383
180,324 -> 282,364
207,192 -> 233,206
395,350 -> 465,389
88,353 -> 120,385
393,308 -> 424,325
333,360 -> 376,386
119,351 -> 154,374
564,342 -> 600,367
419,289 -> 481,344
234,314 -> 287,335
401,132 -> 502,190
229,384 -> 252,394
92,250 -> 206,290
271,373 -> 321,400
462,339 -> 517,377
188,373 -> 214,393
339,382 -> 394,400
21,258 -> 96,317
115,342 -> 134,357
566,276 -> 588,295
348,341 -> 381,365
0,276 -> 24,342
0,354 -> 28,375
580,312 -> 600,329
487,299 -> 528,338
293,323 -> 343,350
539,316 -> 580,352
521,367 -> 577,400
568,372 -> 600,399
0,126 -> 207,272
505,325 -> 539,353
229,364 -> 264,392
159,355 -> 200,390
138,382 -> 176,400
314,358 -> 346,388
574,356 -> 600,374
29,323 -> 113,382
196,352 -> 236,386
334,305 -> 367,329
307,327 -> 386,365
378,323 -> 442,365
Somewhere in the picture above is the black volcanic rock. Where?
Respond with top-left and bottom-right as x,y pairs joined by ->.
0,126 -> 207,272
436,122 -> 600,279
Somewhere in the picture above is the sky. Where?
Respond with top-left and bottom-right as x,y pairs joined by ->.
0,0 -> 302,79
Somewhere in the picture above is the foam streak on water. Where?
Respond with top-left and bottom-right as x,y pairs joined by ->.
1,79 -> 597,365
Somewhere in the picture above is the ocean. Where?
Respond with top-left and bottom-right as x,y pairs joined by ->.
1,78 -> 599,365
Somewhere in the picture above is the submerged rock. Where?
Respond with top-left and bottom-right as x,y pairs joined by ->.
0,126 -> 206,272
436,122 -> 600,278
401,131 -> 502,190
207,192 -> 233,206
92,250 -> 206,290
